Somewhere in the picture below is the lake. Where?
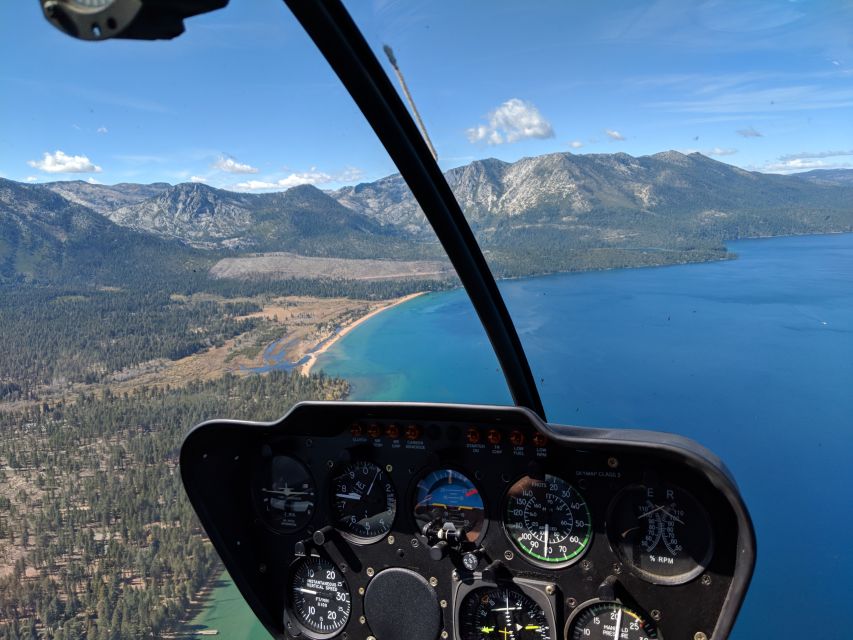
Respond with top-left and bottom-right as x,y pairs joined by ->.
193,233 -> 853,638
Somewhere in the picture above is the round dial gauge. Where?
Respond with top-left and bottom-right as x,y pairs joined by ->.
289,555 -> 351,638
255,455 -> 316,533
503,474 -> 592,567
331,461 -> 396,542
459,586 -> 551,640
414,468 -> 485,542
606,484 -> 713,584
566,601 -> 659,640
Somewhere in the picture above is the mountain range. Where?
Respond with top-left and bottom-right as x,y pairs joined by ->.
2,151 -> 852,285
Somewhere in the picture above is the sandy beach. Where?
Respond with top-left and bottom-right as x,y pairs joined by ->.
300,292 -> 424,376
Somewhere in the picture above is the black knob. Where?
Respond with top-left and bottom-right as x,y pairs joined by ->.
312,526 -> 334,546
429,541 -> 449,561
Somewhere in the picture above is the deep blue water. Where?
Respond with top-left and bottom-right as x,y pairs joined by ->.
316,233 -> 853,638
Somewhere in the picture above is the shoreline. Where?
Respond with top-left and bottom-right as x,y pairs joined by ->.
300,292 -> 425,376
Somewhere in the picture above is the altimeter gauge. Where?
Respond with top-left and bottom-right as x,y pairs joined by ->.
288,555 -> 351,638
606,483 -> 714,584
330,461 -> 396,542
503,474 -> 592,567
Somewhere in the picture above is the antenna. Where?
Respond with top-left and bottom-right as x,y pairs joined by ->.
383,44 -> 438,161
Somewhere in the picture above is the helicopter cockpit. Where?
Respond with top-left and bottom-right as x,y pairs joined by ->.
31,1 -> 763,639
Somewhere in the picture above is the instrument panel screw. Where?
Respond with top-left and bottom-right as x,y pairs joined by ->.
358,587 -> 365,595
387,535 -> 395,545
701,574 -> 712,586
429,576 -> 439,587
566,597 -> 577,609
612,562 -> 623,574
452,570 -> 460,581
258,564 -> 267,574
607,456 -> 619,469
366,567 -> 375,577
544,584 -> 556,596
411,538 -> 420,548
359,616 -> 366,625
441,632 -> 449,639
367,636 -> 376,640
386,464 -> 393,472
503,550 -> 514,561
694,633 -> 708,640
326,460 -> 334,469
305,439 -> 313,448
651,610 -> 662,621
581,559 -> 593,571
440,599 -> 448,608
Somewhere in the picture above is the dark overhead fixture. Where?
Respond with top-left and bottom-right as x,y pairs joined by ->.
39,0 -> 229,41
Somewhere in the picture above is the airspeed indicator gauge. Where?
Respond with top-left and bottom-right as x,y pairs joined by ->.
606,483 -> 713,584
503,474 -> 592,567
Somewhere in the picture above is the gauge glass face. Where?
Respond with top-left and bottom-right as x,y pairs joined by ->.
504,474 -> 592,566
566,601 -> 658,640
414,468 -> 485,542
459,586 -> 551,640
255,455 -> 316,533
607,484 -> 713,584
331,461 -> 396,541
290,556 -> 351,637
68,0 -> 115,7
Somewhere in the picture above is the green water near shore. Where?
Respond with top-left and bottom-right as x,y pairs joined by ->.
182,571 -> 271,639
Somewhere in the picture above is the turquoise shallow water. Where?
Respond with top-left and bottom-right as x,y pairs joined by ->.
200,233 -> 853,638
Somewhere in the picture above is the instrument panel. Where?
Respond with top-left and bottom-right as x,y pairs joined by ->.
181,402 -> 754,640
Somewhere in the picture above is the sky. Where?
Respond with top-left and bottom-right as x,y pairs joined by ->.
1,0 -> 851,191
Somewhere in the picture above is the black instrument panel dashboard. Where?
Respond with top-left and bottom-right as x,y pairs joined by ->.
180,402 -> 754,640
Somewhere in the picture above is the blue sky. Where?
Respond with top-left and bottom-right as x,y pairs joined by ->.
1,0 -> 851,190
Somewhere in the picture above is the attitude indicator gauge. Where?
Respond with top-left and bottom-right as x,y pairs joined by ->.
254,455 -> 316,533
459,585 -> 552,640
606,483 -> 713,584
504,474 -> 592,567
288,555 -> 351,638
414,468 -> 485,542
330,461 -> 396,543
566,601 -> 659,640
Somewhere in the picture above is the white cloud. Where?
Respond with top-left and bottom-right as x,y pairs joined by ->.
569,140 -> 584,149
467,98 -> 555,145
778,149 -> 853,161
736,127 -> 763,137
189,175 -> 207,183
234,167 -> 364,191
235,180 -> 279,190
86,177 -> 101,184
28,150 -> 102,174
213,156 -> 259,174
761,158 -> 853,173
25,176 -> 38,182
605,129 -> 626,141
97,126 -> 108,134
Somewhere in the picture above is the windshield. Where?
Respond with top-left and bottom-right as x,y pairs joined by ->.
1,2 -> 852,640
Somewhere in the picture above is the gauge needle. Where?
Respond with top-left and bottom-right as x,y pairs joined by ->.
637,504 -> 666,520
614,607 -> 622,639
296,587 -> 317,595
660,506 -> 685,524
336,492 -> 362,500
544,523 -> 549,559
367,469 -> 380,495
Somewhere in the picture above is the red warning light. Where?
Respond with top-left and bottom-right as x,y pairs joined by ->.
386,424 -> 400,439
509,430 -> 525,446
350,423 -> 364,437
532,432 -> 547,448
367,423 -> 382,439
466,427 -> 481,444
487,429 -> 502,445
405,424 -> 421,440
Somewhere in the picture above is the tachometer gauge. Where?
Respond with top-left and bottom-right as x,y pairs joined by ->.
565,601 -> 659,640
606,484 -> 713,584
414,468 -> 485,542
459,586 -> 551,640
503,474 -> 592,567
254,455 -> 316,533
289,555 -> 351,638
331,461 -> 396,542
